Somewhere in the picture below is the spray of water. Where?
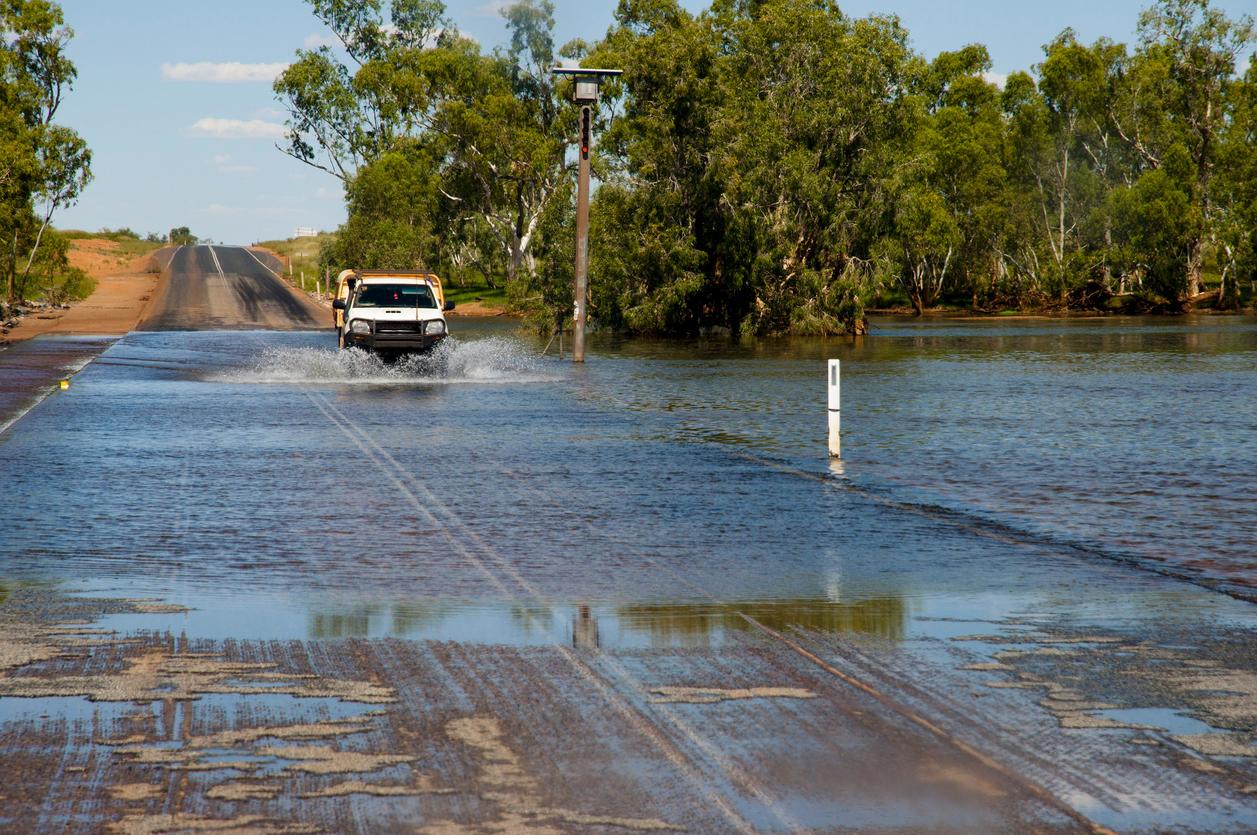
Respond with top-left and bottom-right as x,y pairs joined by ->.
216,337 -> 557,385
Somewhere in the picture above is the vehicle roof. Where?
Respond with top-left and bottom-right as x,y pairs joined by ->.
357,275 -> 435,285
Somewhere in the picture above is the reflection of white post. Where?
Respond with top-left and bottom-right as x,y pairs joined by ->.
828,359 -> 841,459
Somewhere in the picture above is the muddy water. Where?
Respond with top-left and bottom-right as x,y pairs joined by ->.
4,317 -> 1257,832
1,316 -> 1254,644
584,314 -> 1257,600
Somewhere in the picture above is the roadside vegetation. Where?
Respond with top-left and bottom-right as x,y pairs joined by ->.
278,0 -> 1257,336
258,233 -> 337,295
61,228 -> 168,258
1,1 -> 92,310
261,230 -> 510,309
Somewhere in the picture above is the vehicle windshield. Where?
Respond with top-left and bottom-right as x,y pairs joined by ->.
354,283 -> 437,309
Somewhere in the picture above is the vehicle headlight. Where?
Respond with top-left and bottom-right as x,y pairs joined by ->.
349,319 -> 371,335
424,319 -> 446,335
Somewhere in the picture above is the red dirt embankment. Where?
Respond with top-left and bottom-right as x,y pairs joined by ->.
2,239 -> 164,343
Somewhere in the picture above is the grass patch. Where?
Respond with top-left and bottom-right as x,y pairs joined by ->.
258,234 -> 511,308
258,234 -> 334,276
257,233 -> 338,294
444,280 -> 508,308
58,228 -> 167,259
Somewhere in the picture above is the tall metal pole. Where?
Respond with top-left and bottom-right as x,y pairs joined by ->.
573,105 -> 592,363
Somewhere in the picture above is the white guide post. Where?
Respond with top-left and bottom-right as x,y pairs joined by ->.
828,359 -> 841,459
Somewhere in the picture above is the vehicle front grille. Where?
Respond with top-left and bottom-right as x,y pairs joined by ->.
374,322 -> 420,333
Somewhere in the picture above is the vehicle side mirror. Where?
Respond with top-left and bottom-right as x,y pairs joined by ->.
332,299 -> 347,310
443,301 -> 456,311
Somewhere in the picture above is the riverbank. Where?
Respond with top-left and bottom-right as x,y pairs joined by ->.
867,302 -> 1257,319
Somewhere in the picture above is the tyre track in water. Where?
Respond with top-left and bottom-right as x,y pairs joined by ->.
305,385 -> 1115,831
490,466 -> 1112,834
304,389 -> 775,834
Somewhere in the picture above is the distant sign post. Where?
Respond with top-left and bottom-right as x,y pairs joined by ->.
552,66 -> 622,363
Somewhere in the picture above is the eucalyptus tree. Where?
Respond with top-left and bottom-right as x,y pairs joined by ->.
274,0 -> 451,181
434,0 -> 575,286
1102,0 -> 1255,303
588,0 -> 914,335
280,0 -> 574,285
1213,60 -> 1257,305
1033,33 -> 1116,291
585,0 -> 725,334
1,0 -> 90,303
872,47 -> 1007,313
711,0 -> 915,333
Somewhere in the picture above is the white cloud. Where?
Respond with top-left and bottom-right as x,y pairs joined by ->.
190,118 -> 287,140
982,71 -> 1008,89
303,33 -> 337,49
162,62 -> 289,83
474,1 -> 511,16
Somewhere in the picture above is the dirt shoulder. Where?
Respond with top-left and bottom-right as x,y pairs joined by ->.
448,300 -> 512,317
1,239 -> 168,344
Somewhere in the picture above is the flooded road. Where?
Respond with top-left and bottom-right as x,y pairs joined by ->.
2,302 -> 1256,831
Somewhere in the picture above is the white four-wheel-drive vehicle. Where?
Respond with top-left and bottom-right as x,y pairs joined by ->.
332,271 -> 455,354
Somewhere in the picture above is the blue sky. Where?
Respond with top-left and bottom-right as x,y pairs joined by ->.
55,0 -> 1255,244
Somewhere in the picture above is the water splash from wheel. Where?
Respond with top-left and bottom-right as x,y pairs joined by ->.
217,337 -> 557,385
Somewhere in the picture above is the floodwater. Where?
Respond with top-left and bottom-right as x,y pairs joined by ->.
590,314 -> 1257,600
3,314 -> 1257,832
2,316 -> 1255,640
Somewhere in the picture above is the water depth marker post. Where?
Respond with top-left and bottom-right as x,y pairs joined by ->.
828,360 -> 841,459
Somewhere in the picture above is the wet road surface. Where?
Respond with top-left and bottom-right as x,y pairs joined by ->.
1,260 -> 1256,833
138,245 -> 326,331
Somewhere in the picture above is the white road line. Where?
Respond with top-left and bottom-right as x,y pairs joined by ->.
239,246 -> 286,280
307,391 -> 777,834
0,245 -> 188,438
206,244 -> 226,279
0,347 -> 114,438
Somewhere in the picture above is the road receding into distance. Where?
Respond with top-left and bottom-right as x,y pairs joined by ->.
139,245 -> 327,331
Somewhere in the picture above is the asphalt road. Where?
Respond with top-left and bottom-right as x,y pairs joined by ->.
1,261 -> 1255,832
138,245 -> 327,331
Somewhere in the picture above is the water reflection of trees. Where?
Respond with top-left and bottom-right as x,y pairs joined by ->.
305,598 -> 906,646
616,597 -> 907,646
308,602 -> 447,639
307,601 -> 556,640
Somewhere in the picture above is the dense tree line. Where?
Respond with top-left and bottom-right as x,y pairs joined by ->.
1,0 -> 91,305
282,0 -> 1257,336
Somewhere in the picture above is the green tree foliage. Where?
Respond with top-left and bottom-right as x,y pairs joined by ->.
288,0 -> 1257,332
589,0 -> 1253,329
1,0 -> 92,304
168,226 -> 197,246
278,0 -> 576,288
